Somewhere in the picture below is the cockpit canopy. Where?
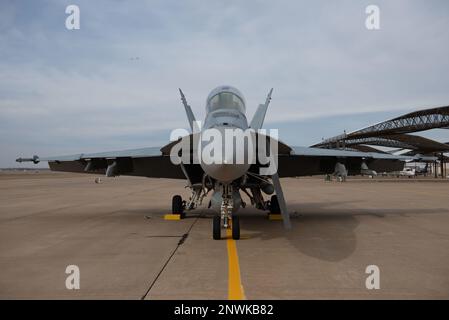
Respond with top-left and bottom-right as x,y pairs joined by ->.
206,86 -> 246,114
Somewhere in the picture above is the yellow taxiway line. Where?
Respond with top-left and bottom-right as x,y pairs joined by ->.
226,228 -> 245,300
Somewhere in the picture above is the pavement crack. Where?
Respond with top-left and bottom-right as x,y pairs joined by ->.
178,233 -> 189,245
140,215 -> 199,300
145,235 -> 185,238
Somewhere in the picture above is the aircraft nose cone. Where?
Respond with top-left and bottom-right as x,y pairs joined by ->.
201,145 -> 248,182
201,162 -> 250,183
199,126 -> 252,182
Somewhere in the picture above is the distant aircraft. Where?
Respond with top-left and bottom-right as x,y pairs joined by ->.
17,86 -> 410,240
415,163 -> 429,176
361,161 -> 377,177
399,167 -> 416,177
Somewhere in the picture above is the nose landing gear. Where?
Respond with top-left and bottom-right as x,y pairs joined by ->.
212,214 -> 240,240
213,215 -> 221,240
231,215 -> 240,240
212,184 -> 240,240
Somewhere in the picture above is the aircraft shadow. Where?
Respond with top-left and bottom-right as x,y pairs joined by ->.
237,201 -> 448,262
121,202 -> 448,262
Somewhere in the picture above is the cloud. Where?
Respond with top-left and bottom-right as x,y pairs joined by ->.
1,0 -> 449,167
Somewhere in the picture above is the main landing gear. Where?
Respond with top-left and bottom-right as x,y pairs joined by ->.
171,177 -> 211,219
172,195 -> 186,219
269,195 -> 280,214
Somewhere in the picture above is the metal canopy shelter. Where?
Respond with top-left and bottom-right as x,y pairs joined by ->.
312,106 -> 449,178
342,134 -> 449,153
313,105 -> 449,149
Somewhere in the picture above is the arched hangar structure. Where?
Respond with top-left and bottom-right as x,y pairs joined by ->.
312,106 -> 449,177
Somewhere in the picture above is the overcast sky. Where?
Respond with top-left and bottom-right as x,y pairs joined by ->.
1,0 -> 449,167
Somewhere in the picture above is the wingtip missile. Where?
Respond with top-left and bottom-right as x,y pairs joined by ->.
16,155 -> 40,164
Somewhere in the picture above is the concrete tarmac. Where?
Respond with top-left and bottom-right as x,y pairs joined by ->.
1,171 -> 448,299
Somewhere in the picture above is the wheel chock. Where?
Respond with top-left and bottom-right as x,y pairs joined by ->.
268,214 -> 283,221
164,214 -> 181,220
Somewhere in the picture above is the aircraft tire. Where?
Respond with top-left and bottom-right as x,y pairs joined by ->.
270,195 -> 280,214
232,215 -> 240,240
213,215 -> 221,240
172,195 -> 184,217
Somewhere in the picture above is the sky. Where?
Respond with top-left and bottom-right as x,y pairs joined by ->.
1,0 -> 449,168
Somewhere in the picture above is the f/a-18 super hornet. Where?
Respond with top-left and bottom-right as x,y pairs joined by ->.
17,85 -> 410,240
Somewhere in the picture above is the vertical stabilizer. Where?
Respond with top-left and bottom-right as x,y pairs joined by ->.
179,88 -> 197,132
250,88 -> 273,130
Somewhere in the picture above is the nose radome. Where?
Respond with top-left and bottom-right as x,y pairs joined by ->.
199,126 -> 252,182
201,162 -> 250,183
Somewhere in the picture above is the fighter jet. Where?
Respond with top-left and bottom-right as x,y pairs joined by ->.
17,85 -> 409,240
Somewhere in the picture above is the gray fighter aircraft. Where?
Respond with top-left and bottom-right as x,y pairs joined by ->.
17,85 -> 409,240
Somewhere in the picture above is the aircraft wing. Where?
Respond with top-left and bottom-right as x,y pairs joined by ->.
276,146 -> 411,177
17,146 -> 185,179
17,142 -> 429,180
290,146 -> 411,159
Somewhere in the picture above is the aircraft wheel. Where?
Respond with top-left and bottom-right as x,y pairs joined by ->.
213,215 -> 221,240
172,195 -> 184,218
232,215 -> 240,240
269,195 -> 280,214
